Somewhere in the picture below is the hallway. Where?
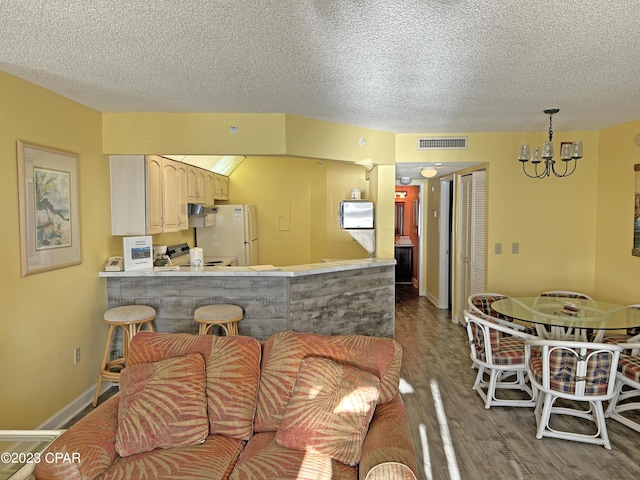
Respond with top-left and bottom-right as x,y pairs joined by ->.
395,285 -> 640,480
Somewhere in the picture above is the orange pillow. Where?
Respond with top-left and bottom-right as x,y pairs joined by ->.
115,353 -> 209,457
275,356 -> 381,465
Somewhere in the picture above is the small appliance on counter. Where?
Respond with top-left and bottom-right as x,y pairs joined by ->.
153,244 -> 171,266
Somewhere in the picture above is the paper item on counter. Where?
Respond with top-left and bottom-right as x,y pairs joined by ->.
153,266 -> 181,271
249,265 -> 280,271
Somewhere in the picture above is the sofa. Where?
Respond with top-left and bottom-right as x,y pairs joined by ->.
36,330 -> 418,480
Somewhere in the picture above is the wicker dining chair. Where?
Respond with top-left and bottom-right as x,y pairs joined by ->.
464,310 -> 537,409
467,293 -> 526,332
603,304 -> 640,353
525,339 -> 622,449
605,342 -> 640,434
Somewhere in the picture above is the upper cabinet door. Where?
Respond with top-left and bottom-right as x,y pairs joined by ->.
146,156 -> 163,235
187,166 -> 198,203
177,162 -> 189,230
204,171 -> 215,207
160,158 -> 180,232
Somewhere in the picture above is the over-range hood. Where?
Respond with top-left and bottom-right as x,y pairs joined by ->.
163,155 -> 245,176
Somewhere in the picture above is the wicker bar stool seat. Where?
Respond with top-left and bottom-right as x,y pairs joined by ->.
194,304 -> 243,336
93,305 -> 155,406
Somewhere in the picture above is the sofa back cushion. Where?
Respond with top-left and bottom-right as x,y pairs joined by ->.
127,331 -> 261,440
255,331 -> 402,432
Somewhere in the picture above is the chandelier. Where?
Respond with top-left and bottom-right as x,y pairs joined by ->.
518,109 -> 583,179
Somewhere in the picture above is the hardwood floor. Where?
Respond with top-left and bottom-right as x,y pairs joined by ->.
395,284 -> 640,480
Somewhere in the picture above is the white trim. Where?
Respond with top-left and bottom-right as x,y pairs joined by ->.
36,382 -> 116,430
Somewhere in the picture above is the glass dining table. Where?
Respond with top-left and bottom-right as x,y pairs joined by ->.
491,296 -> 639,342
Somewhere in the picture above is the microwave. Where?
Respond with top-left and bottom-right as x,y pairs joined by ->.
339,200 -> 374,229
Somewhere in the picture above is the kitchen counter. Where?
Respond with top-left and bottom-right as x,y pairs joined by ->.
100,258 -> 396,342
99,258 -> 394,277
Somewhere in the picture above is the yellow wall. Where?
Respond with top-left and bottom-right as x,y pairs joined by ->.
229,156 -> 371,265
397,131 -> 601,299
595,120 -> 640,302
0,71 -> 109,428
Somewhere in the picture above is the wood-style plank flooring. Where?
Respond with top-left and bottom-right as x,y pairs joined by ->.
395,284 -> 640,480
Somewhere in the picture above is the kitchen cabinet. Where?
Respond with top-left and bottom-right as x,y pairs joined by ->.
215,174 -> 229,200
394,245 -> 413,284
176,162 -> 189,229
204,171 -> 215,207
110,155 -> 188,235
187,165 -> 206,204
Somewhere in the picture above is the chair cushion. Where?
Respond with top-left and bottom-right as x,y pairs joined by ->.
255,331 -> 402,433
529,347 -> 613,396
469,320 -> 501,357
470,294 -> 513,321
491,338 -> 527,366
115,353 -> 209,457
618,354 -> 640,384
275,357 -> 380,465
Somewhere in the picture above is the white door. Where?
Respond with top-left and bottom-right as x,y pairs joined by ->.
455,170 -> 486,323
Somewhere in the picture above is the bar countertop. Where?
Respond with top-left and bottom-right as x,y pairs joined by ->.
99,258 -> 395,278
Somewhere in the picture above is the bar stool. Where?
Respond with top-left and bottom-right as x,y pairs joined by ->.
93,305 -> 156,407
194,304 -> 243,336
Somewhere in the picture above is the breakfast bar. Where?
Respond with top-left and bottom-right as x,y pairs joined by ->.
99,259 -> 396,345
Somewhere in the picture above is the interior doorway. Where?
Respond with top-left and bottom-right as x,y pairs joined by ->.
394,184 -> 421,288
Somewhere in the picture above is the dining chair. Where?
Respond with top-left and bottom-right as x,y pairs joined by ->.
467,293 -> 527,332
535,291 -> 594,341
464,310 -> 537,409
605,342 -> 640,434
603,304 -> 640,353
525,339 -> 622,449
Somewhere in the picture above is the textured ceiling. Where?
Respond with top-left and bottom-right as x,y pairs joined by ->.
1,1 -> 640,135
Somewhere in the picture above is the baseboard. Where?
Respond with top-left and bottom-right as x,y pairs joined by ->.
36,382 -> 115,430
425,290 -> 449,309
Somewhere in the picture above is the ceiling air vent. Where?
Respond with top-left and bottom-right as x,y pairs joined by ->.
417,137 -> 468,150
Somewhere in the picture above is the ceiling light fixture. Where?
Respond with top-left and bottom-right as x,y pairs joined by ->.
399,176 -> 412,185
518,109 -> 583,179
420,166 -> 438,178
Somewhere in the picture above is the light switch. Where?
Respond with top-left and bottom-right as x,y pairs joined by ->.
494,243 -> 502,254
512,242 -> 519,254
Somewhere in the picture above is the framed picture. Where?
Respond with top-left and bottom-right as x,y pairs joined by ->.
634,164 -> 640,257
17,140 -> 81,276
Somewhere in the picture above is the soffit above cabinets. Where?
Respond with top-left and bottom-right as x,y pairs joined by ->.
164,155 -> 245,176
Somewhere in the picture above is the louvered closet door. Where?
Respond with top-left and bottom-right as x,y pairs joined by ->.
457,171 -> 486,319
470,170 -> 486,294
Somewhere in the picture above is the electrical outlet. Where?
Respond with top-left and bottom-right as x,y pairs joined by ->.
494,242 -> 502,254
512,242 -> 520,254
73,347 -> 81,364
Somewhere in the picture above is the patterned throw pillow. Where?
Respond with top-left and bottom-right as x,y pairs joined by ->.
275,356 -> 381,465
115,353 -> 209,457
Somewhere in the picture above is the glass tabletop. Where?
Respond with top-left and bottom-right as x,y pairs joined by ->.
492,296 -> 638,331
0,430 -> 64,480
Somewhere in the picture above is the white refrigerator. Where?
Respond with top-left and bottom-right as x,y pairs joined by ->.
195,204 -> 258,266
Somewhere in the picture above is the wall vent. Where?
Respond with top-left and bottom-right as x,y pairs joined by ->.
417,137 -> 468,150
